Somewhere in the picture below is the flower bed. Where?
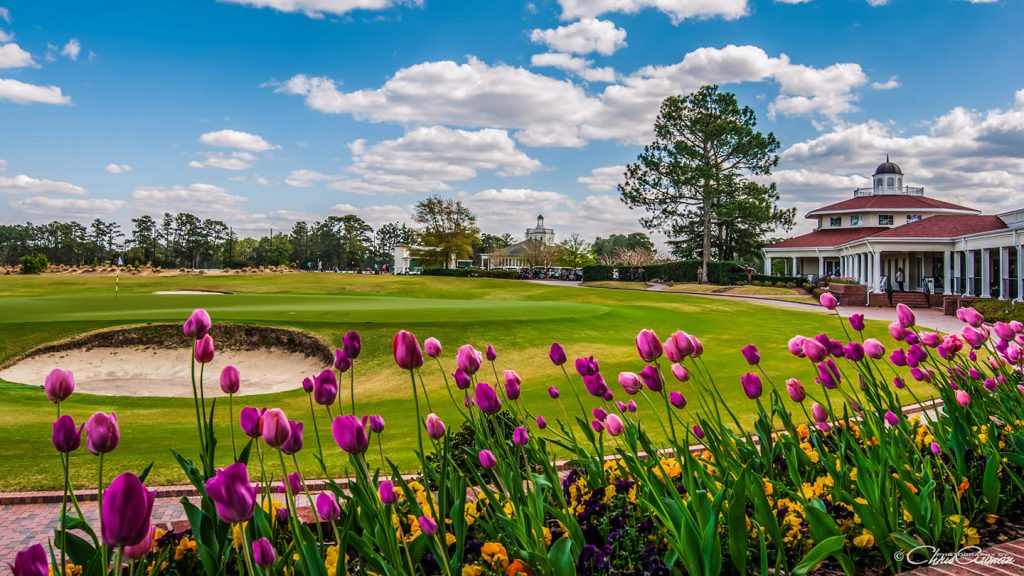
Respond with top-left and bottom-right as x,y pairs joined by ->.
9,299 -> 1024,575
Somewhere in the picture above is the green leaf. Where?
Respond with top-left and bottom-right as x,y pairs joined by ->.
548,537 -> 576,576
792,535 -> 844,576
727,469 -> 750,576
984,454 -> 1001,514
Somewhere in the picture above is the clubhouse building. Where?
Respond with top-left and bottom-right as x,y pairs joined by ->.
479,215 -> 557,270
764,158 -> 1024,306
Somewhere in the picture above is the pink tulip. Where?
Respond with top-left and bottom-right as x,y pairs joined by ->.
819,292 -> 838,310
740,344 -> 760,366
393,330 -> 424,369
261,409 -> 291,448
955,389 -> 971,406
424,337 -> 443,358
220,365 -> 240,395
669,391 -> 687,409
811,402 -> 828,423
896,303 -> 915,328
670,363 -> 690,382
457,345 -> 483,375
513,426 -> 529,446
785,378 -> 806,402
663,331 -> 693,361
994,322 -> 1015,342
124,525 -> 156,561
479,449 -> 497,469
618,372 -> 643,394
802,339 -> 827,362
425,413 -> 446,440
741,372 -> 762,399
888,322 -> 908,341
863,338 -> 886,360
194,335 -> 215,364
44,368 -> 75,403
86,411 -> 120,455
332,415 -> 369,454
604,413 -> 625,436
635,329 -> 663,362
378,481 -> 397,505
788,336 -> 807,357
956,307 -> 984,328
689,335 -> 704,357
183,309 -> 212,339
962,326 -> 988,349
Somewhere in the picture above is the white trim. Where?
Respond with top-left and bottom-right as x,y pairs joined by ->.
805,207 -> 978,217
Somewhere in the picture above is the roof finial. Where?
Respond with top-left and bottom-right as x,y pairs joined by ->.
886,154 -> 890,163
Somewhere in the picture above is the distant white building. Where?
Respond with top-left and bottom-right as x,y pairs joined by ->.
480,215 -> 557,270
392,244 -> 457,274
525,214 -> 556,245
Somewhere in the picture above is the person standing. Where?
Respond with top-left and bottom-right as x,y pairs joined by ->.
895,267 -> 905,292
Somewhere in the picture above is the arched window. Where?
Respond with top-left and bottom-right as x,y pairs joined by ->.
875,178 -> 883,189
887,177 -> 895,187
897,177 -> 902,188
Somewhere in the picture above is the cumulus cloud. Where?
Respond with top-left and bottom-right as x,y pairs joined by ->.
105,163 -> 132,174
0,42 -> 35,68
131,183 -> 248,217
189,151 -> 257,170
530,52 -> 618,83
556,0 -> 748,23
60,38 -> 81,60
329,202 -> 413,228
0,174 -> 86,195
577,165 -> 627,191
0,78 -> 71,105
284,168 -> 334,188
218,0 -> 422,18
198,129 -> 279,151
11,196 -> 124,219
277,46 -> 868,147
530,18 -> 627,56
0,7 -> 10,23
871,75 -> 901,90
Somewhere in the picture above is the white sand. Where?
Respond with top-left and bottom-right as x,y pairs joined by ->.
0,347 -> 325,397
153,290 -> 229,295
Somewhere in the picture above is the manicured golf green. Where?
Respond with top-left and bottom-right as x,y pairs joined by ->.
0,273 -> 919,491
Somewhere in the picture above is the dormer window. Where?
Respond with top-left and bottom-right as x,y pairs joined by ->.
829,216 -> 842,227
851,214 -> 863,226
878,215 -> 894,226
907,214 -> 922,223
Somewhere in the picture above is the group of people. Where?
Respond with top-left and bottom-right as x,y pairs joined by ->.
298,260 -> 391,274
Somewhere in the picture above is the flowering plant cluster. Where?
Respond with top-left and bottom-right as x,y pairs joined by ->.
11,297 -> 1024,575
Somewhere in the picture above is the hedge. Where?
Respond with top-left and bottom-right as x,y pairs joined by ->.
582,260 -> 801,286
420,267 -> 518,279
973,299 -> 1024,323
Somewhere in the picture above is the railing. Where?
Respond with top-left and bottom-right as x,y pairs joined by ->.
853,186 -> 925,197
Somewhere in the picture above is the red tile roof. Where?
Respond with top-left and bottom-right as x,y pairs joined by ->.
805,195 -> 978,217
766,227 -> 889,249
871,215 -> 1008,238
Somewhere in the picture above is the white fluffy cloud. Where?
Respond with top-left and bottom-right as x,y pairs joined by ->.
198,129 -> 279,152
284,169 -> 334,188
105,163 -> 132,174
0,8 -> 10,23
278,46 -> 869,147
0,78 -> 71,105
189,151 -> 257,170
131,183 -> 248,216
218,0 -> 421,18
0,174 -> 86,195
60,38 -> 81,60
556,0 -> 748,23
11,196 -> 124,219
530,52 -> 618,83
0,42 -> 34,68
871,75 -> 900,91
530,18 -> 627,56
330,202 -> 412,228
577,165 -> 626,191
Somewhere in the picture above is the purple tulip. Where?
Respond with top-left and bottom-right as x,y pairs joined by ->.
670,363 -> 690,383
474,382 -> 502,414
548,343 -> 567,365
692,424 -> 704,439
811,402 -> 828,423
485,344 -> 497,362
333,415 -> 370,454
278,472 -> 301,495
453,368 -> 471,390
635,329 -> 663,363
690,335 -> 704,357
785,378 -> 806,402
920,332 -> 941,348
591,419 -> 604,433
930,441 -> 941,456
574,356 -> 600,376
314,369 -> 338,406
342,331 -> 361,359
513,426 -> 529,446
240,407 -> 265,438
626,400 -> 637,412
456,345 -> 483,375
393,330 -> 424,370
503,370 -> 522,400
379,481 -> 397,505
788,336 -> 807,357
740,344 -> 760,366
592,407 -> 607,421
52,415 -> 83,453
302,376 -> 314,393
892,376 -> 906,389
124,525 -> 155,561
547,386 -> 560,399
417,515 -> 438,537
9,544 -> 46,576
896,303 -> 915,329
280,420 -> 304,455
802,339 -> 827,363
889,349 -> 908,367
669,391 -> 687,409
424,337 -> 443,358
816,359 -> 841,389
183,309 -> 212,339
957,306 -> 984,328
333,349 -> 352,373
863,338 -> 885,360
425,413 -> 446,440
849,313 -> 865,332
819,292 -> 838,310
194,334 -> 215,364
639,365 -> 662,392
261,409 -> 291,448
603,390 -> 614,401
102,472 -> 155,547
583,373 -> 610,397
536,416 -> 547,429
313,493 -> 341,522
604,414 -> 625,436
44,368 -> 75,404
252,537 -> 276,568
369,415 -> 385,434
479,449 -> 497,469
86,411 -> 120,455
220,365 -> 240,395
741,372 -> 762,399
844,342 -> 864,362
962,326 -> 988,349
618,372 -> 643,394
884,411 -> 900,426
955,389 -> 972,406
664,331 -> 693,362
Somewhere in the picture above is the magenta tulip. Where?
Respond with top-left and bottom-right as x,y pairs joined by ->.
379,481 -> 397,505
86,411 -> 119,455
618,372 -> 643,394
635,329 -> 663,362
316,492 -> 341,521
479,449 -> 497,469
280,420 -> 304,455
574,356 -> 600,376
474,382 -> 502,414
424,337 -> 443,358
302,376 -> 314,393
740,372 -> 762,399
802,339 -> 827,362
253,537 -> 276,568
604,413 -> 625,436
418,515 -> 438,537
547,386 -> 560,399
183,309 -> 212,339
920,332 -> 941,348
888,322 -> 908,341
536,415 -> 547,429
811,402 -> 828,423
849,313 -> 865,332
261,408 -> 291,448
513,426 -> 529,446
277,472 -> 301,495
456,345 -> 483,375
52,415 -> 83,453
689,335 -> 704,357
670,363 -> 690,383
740,344 -> 760,366
44,368 -> 75,403
788,336 -> 807,357
342,331 -> 362,359
124,525 -> 155,561
895,302 -> 915,328
931,442 -> 942,456
485,344 -> 497,362
639,365 -> 662,392
425,413 -> 446,440
957,306 -> 984,328
333,349 -> 352,373
220,365 -> 240,395
453,368 -> 471,390
194,334 -> 215,364
669,391 -> 687,409
102,472 -> 155,547
240,407 -> 265,438
333,415 -> 370,454
844,342 -> 864,362
368,415 -> 385,434
962,326 -> 988,349
819,292 -> 838,310
785,378 -> 806,402
10,544 -> 46,576
548,342 -> 567,365
692,424 -> 705,439
591,419 -> 604,433
884,410 -> 900,426
664,331 -> 693,362
503,370 -> 522,400
863,338 -> 886,359
592,407 -> 607,421
955,389 -> 971,406
393,330 -> 424,369
314,369 -> 338,406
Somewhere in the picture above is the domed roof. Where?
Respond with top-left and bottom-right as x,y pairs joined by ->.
874,156 -> 903,175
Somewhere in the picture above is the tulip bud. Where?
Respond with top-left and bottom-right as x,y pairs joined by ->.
124,525 -> 155,561
342,331 -> 362,360
956,306 -> 984,328
513,426 -> 529,446
253,538 -> 276,568
583,373 -> 610,397
692,424 -> 704,439
278,472 -> 301,496
618,372 -> 643,394
333,349 -> 352,373
11,544 -> 46,576
316,493 -> 341,522
474,382 -> 502,414
479,449 -> 497,469
574,356 -> 600,376
893,376 -> 906,389
101,473 -> 156,547
591,419 -> 604,433
86,411 -> 120,455
313,369 -> 338,406
849,313 -> 865,332
194,335 -> 215,364
740,344 -> 760,366
811,402 -> 828,423
280,421 -> 304,455
368,415 -> 385,434
418,515 -> 438,537
669,391 -> 687,409
379,481 -> 397,505
884,411 -> 899,426
548,342 -> 567,365
844,342 -> 864,362
536,415 -> 547,429
220,365 -> 240,395
503,370 -> 522,400
547,386 -> 560,399
635,329 -> 663,363
44,368 -> 75,404
425,413 -> 446,440
453,369 -> 471,390
424,337 -> 442,358
639,365 -> 662,392
930,441 -> 941,456
332,415 -> 369,454
819,292 -> 838,310
52,415 -> 83,453
785,378 -> 806,402
302,376 -> 314,393
896,303 -> 915,329
788,336 -> 807,358
863,338 -> 886,359
261,409 -> 291,448
670,363 -> 690,383
604,414 -> 624,436
183,309 -> 212,339
240,407 -> 265,438
802,339 -> 827,362
955,389 -> 971,407
393,330 -> 424,370
664,331 -> 693,362
741,372 -> 762,400
457,345 -> 482,375
627,400 -> 637,412
485,344 -> 497,362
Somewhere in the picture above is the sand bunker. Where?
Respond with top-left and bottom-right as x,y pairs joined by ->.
0,324 -> 332,398
154,290 -> 231,295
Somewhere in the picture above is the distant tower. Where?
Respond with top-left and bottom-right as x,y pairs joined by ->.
872,155 -> 904,194
525,214 -> 555,245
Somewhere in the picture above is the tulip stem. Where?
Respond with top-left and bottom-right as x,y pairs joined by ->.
238,523 -> 257,576
97,453 -> 108,576
307,393 -> 325,473
291,453 -> 324,546
60,451 -> 69,576
349,365 -> 356,415
189,339 -> 205,467
229,394 -> 237,461
409,369 -> 427,472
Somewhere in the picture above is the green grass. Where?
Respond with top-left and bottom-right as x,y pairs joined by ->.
0,273 -> 920,491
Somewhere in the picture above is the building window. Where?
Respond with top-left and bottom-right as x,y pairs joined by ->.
816,218 -> 822,229
878,214 -> 894,226
829,216 -> 842,227
850,214 -> 862,226
907,214 -> 922,223
886,177 -> 895,187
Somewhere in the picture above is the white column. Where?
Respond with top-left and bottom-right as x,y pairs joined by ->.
872,251 -> 882,292
999,247 -> 1010,300
1016,245 -> 1024,303
792,256 -> 798,277
858,253 -> 865,284
818,255 -> 825,277
981,248 -> 992,299
965,250 -> 975,297
953,251 -> 962,295
943,251 -> 952,295
764,255 -> 772,275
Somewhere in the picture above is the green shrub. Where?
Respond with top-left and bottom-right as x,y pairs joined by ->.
973,300 -> 1024,323
19,253 -> 48,274
421,267 -> 518,279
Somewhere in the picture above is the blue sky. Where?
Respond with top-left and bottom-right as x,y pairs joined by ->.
1,0 -> 1022,243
